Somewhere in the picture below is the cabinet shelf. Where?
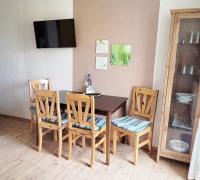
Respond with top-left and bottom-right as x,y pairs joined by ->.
178,43 -> 200,47
171,120 -> 192,131
174,72 -> 197,77
174,100 -> 192,105
170,125 -> 192,131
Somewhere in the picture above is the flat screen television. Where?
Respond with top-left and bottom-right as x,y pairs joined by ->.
33,19 -> 76,48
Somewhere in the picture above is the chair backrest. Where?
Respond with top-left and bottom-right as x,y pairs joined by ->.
35,90 -> 62,126
130,87 -> 158,123
28,79 -> 51,107
66,93 -> 96,132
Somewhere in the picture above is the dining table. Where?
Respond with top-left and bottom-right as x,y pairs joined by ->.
59,90 -> 128,165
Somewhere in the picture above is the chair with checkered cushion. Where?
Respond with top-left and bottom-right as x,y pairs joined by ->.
28,79 -> 51,132
66,93 -> 106,167
111,87 -> 158,165
35,90 -> 68,158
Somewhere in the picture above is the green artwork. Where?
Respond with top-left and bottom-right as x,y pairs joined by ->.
111,44 -> 131,66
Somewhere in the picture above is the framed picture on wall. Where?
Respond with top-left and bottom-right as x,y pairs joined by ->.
95,56 -> 108,70
96,40 -> 109,54
111,44 -> 131,66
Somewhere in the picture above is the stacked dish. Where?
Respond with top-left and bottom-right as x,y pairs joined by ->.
169,139 -> 190,153
175,93 -> 194,104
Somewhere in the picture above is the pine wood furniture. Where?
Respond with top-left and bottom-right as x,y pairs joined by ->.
28,79 -> 51,132
59,90 -> 128,165
157,9 -> 200,163
35,90 -> 68,158
111,87 -> 158,165
66,93 -> 106,167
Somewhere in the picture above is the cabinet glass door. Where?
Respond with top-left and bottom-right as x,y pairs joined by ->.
166,18 -> 200,155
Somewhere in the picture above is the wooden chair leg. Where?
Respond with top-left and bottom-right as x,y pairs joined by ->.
54,130 -> 58,141
35,123 -> 39,146
148,130 -> 152,155
30,114 -> 35,133
58,129 -> 62,158
112,129 -> 117,154
38,126 -> 43,152
82,136 -> 85,148
67,130 -> 72,160
103,135 -> 106,154
90,136 -> 95,167
134,135 -> 139,165
72,134 -> 75,146
156,152 -> 160,162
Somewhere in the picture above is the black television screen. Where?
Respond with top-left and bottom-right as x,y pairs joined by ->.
33,19 -> 76,48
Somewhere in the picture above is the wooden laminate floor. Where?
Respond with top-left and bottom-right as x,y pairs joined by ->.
0,116 -> 189,180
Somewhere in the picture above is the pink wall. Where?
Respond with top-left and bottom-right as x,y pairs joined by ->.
73,0 -> 160,103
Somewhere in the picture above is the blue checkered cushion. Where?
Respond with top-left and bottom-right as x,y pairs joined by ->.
42,113 -> 68,125
30,106 -> 37,115
73,116 -> 106,131
111,116 -> 150,133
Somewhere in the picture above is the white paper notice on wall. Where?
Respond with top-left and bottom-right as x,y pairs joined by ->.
96,40 -> 109,54
96,56 -> 108,70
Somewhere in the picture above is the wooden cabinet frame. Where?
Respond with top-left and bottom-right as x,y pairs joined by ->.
157,9 -> 200,163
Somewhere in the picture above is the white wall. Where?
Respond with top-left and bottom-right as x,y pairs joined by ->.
22,0 -> 73,118
153,0 -> 200,146
0,0 -> 73,119
0,0 -> 26,118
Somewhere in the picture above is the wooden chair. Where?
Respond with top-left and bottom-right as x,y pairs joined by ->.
35,90 -> 68,157
66,93 -> 106,167
111,87 -> 158,165
28,79 -> 51,132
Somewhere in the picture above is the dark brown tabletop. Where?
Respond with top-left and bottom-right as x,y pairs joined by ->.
59,90 -> 128,115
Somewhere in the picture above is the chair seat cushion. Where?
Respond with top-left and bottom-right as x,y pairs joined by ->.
73,116 -> 106,131
111,116 -> 150,133
30,106 -> 67,125
42,113 -> 68,125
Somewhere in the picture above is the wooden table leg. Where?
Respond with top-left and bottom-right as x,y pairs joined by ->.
122,102 -> 127,143
122,102 -> 127,116
106,112 -> 111,165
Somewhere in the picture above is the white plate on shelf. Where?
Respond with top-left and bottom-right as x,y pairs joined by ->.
169,139 -> 190,153
175,93 -> 194,97
176,98 -> 192,104
175,93 -> 194,103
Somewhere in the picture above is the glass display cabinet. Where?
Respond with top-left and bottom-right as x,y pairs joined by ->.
157,9 -> 200,163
